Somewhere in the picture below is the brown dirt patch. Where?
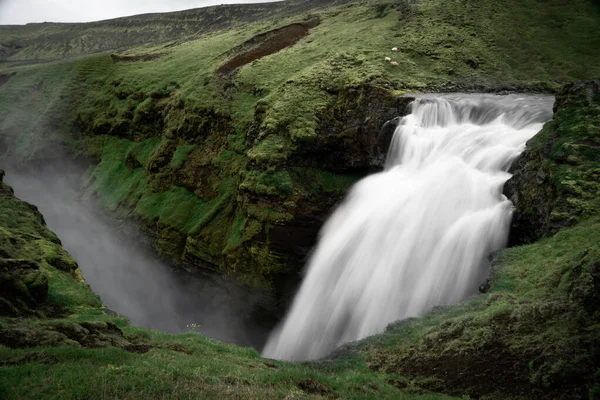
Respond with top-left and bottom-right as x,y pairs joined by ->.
160,343 -> 194,355
111,53 -> 165,63
296,377 -> 331,395
123,344 -> 152,354
217,16 -> 320,77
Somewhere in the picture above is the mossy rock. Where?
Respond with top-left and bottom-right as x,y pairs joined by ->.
0,259 -> 48,316
505,81 -> 600,245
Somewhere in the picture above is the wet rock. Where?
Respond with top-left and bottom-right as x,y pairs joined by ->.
289,84 -> 414,171
0,351 -> 59,366
479,280 -> 490,293
0,259 -> 48,316
0,325 -> 78,348
379,116 -> 403,157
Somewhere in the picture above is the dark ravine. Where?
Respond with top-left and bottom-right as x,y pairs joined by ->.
5,164 -> 278,348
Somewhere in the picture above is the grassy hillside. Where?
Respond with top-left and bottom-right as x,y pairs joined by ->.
0,0 -> 354,65
0,0 -> 599,398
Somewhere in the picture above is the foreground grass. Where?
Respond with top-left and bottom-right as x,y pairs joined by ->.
0,331 -> 461,400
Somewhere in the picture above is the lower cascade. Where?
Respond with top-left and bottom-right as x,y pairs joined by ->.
263,94 -> 554,361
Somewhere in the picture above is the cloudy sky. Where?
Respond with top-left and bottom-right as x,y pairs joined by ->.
0,0 -> 281,25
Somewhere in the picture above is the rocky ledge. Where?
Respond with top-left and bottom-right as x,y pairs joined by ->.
505,81 -> 600,245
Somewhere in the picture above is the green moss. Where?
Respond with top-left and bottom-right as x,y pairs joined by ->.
292,168 -> 360,197
256,171 -> 293,197
227,130 -> 247,154
224,212 -> 246,253
246,204 -> 293,224
240,170 -> 293,197
130,137 -> 163,167
132,185 -> 232,235
170,144 -> 195,170
86,140 -> 147,212
247,134 -> 292,165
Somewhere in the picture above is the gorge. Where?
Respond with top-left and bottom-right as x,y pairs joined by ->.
1,0 -> 599,398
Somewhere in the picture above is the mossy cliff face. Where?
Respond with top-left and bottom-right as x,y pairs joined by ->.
504,81 -> 600,245
0,172 -> 131,351
78,79 -> 407,304
0,169 -> 76,317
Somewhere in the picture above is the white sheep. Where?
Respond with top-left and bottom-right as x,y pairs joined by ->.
391,47 -> 398,52
385,57 -> 392,61
390,61 -> 399,67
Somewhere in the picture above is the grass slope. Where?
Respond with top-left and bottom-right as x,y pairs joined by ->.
0,0 -> 355,65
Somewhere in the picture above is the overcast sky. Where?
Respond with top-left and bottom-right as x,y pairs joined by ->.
0,0 -> 282,25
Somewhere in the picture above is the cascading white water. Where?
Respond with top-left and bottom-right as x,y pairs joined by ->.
263,93 -> 554,361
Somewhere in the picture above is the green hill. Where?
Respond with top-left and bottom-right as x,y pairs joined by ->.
0,0 -> 599,398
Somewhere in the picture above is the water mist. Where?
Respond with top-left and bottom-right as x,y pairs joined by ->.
263,94 -> 554,361
6,167 -> 273,348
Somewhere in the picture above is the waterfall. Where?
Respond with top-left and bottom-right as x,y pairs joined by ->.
263,93 -> 554,361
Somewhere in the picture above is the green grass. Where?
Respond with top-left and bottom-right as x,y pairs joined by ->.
170,144 -> 195,170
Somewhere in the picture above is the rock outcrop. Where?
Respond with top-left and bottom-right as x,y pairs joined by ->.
505,81 -> 600,245
0,170 -> 80,317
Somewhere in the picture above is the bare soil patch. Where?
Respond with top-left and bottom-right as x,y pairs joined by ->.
217,16 -> 320,77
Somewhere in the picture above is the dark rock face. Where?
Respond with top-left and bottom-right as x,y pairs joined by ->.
244,84 -> 414,311
291,85 -> 413,172
0,172 -> 81,318
504,81 -> 600,246
0,259 -> 48,317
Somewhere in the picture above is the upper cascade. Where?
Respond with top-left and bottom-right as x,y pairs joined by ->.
263,93 -> 554,361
